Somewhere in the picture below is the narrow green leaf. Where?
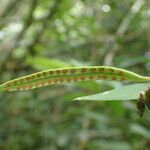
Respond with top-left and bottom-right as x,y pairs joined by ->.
0,66 -> 149,92
74,83 -> 150,101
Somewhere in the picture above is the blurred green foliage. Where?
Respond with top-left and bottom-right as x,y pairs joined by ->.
0,0 -> 150,149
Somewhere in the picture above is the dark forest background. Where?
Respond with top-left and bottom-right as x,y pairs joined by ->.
0,0 -> 150,149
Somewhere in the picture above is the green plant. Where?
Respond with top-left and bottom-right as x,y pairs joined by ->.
0,66 -> 150,116
0,66 -> 149,91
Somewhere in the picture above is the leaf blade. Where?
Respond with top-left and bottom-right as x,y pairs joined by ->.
74,83 -> 150,101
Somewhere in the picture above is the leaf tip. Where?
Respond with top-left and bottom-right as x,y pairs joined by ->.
73,97 -> 82,101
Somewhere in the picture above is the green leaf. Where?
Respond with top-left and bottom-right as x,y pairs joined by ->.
74,83 -> 150,101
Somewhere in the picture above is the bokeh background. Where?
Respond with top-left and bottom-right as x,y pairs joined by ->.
0,0 -> 150,149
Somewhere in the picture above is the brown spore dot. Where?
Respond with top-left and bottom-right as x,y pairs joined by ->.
49,71 -> 53,75
120,77 -> 126,81
99,68 -> 104,72
5,87 -> 11,91
54,79 -> 58,83
16,86 -> 22,91
80,76 -> 86,81
81,68 -> 87,73
97,75 -> 103,80
13,80 -> 18,85
118,71 -> 124,75
89,75 -> 94,80
59,78 -> 64,82
22,86 -> 27,90
66,78 -> 71,82
48,80 -> 52,84
6,82 -> 12,87
31,75 -> 35,79
37,74 -> 41,78
42,72 -> 47,76
62,69 -> 67,74
70,69 -> 76,74
109,68 -> 114,72
112,76 -> 116,80
19,78 -> 24,82
26,86 -> 31,90
90,68 -> 96,72
41,82 -> 46,86
35,83 -> 40,87
28,85 -> 33,89
73,77 -> 78,81
26,77 -> 31,81
102,75 -> 107,80
56,70 -> 61,74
